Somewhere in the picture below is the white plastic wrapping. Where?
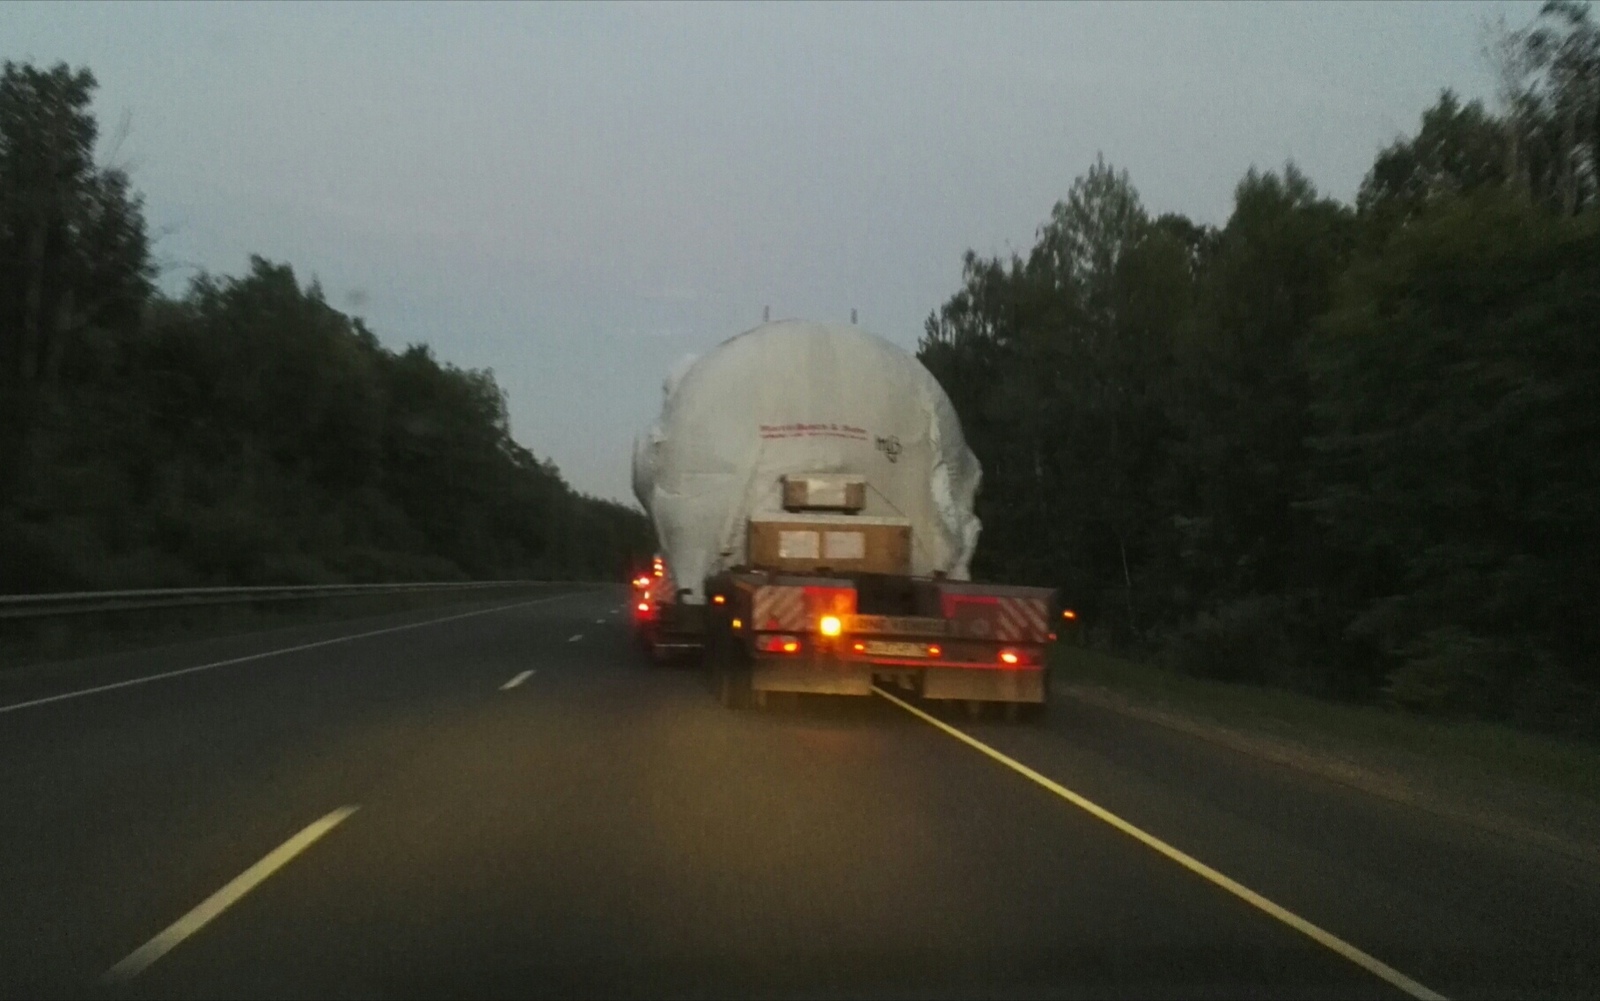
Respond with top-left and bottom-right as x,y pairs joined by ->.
632,321 -> 982,604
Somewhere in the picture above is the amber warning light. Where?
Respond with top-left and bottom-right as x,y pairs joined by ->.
757,635 -> 802,654
1062,609 -> 1077,621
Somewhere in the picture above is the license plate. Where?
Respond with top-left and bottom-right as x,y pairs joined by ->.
863,640 -> 927,658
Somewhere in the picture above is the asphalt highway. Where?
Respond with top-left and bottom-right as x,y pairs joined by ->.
1,587 -> 1596,999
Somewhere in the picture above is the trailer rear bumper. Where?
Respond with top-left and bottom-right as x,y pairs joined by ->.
652,638 -> 705,653
749,656 -> 1045,703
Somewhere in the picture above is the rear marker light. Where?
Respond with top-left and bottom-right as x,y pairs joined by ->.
926,644 -> 941,657
637,603 -> 649,613
1062,609 -> 1077,620
756,634 -> 801,654
731,618 -> 742,630
999,650 -> 1021,665
713,594 -> 726,605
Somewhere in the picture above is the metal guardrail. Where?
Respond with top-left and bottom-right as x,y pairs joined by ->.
0,580 -> 599,620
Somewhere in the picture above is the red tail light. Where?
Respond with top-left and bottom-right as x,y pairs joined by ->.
998,649 -> 1022,666
757,634 -> 802,655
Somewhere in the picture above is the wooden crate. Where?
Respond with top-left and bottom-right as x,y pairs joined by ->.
747,514 -> 910,575
781,474 -> 867,512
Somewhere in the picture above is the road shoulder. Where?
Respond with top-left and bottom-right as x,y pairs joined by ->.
1052,660 -> 1600,869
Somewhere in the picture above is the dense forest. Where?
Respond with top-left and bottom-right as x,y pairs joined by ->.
5,6 -> 1597,733
920,1 -> 1600,733
0,61 -> 652,592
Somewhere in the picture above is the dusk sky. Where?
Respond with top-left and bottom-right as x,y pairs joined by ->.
5,1 -> 1536,502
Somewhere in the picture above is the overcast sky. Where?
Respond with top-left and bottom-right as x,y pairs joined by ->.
6,0 -> 1538,503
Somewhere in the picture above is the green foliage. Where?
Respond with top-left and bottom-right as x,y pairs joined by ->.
1489,1 -> 1600,214
1309,194 -> 1600,728
921,157 -> 1188,642
0,62 -> 651,593
1357,90 -> 1508,240
921,5 -> 1600,737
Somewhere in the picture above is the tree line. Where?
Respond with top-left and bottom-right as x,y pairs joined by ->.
0,60 -> 652,594
919,1 -> 1600,734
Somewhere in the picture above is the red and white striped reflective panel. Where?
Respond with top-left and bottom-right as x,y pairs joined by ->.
994,596 -> 1050,642
753,585 -> 808,631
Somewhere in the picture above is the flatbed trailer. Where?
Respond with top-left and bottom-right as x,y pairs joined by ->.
698,569 -> 1056,715
630,322 -> 1048,712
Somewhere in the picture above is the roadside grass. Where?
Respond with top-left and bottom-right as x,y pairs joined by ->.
1052,643 -> 1600,807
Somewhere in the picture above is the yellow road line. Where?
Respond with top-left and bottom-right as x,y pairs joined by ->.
871,686 -> 1446,1001
103,806 -> 359,983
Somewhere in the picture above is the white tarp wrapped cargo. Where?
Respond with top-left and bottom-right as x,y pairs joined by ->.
631,320 -> 982,604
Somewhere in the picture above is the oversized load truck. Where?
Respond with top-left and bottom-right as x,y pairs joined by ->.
631,320 -> 1057,715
